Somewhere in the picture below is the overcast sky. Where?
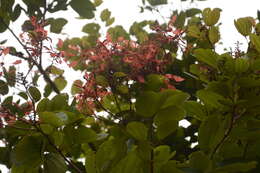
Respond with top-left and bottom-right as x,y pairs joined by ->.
0,0 -> 260,172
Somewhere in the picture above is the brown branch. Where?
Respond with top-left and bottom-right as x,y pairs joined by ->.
3,20 -> 60,94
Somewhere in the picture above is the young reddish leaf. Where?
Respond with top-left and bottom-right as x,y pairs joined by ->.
12,60 -> 22,65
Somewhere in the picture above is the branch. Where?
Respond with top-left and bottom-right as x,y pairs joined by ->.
2,21 -> 60,94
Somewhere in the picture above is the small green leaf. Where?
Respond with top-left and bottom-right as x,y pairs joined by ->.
50,18 -> 67,33
147,0 -> 167,6
234,17 -> 253,36
28,86 -> 41,102
126,122 -> 148,141
106,17 -> 115,26
189,151 -> 211,171
82,23 -> 100,35
37,98 -> 51,112
54,76 -> 67,91
0,80 -> 9,95
202,8 -> 221,26
100,9 -> 111,22
209,26 -> 220,44
70,0 -> 95,19
18,92 -> 28,100
71,80 -> 83,95
185,8 -> 201,17
94,0 -> 103,6
49,65 -> 64,75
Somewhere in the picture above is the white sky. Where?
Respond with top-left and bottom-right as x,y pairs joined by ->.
0,0 -> 260,172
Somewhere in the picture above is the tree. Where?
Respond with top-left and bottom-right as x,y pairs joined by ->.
1,0 -> 260,172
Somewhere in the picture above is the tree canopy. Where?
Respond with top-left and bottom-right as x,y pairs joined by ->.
1,0 -> 260,172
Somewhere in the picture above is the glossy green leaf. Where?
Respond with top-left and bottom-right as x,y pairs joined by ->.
196,89 -> 225,109
249,34 -> 260,52
39,112 -> 68,127
136,91 -> 161,117
193,49 -> 218,68
70,0 -> 95,19
44,153 -> 67,173
235,58 -> 249,73
54,76 -> 67,91
234,17 -> 253,36
183,101 -> 207,121
74,126 -> 97,143
28,86 -> 41,102
49,65 -> 64,75
202,8 -> 221,26
12,136 -> 42,169
50,18 -> 67,33
82,23 -> 100,35
71,80 -> 83,95
209,26 -> 220,44
126,122 -> 148,141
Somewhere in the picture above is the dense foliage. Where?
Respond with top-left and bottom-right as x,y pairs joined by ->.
1,0 -> 260,172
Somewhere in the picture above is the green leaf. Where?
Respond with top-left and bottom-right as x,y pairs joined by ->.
74,126 -> 97,143
52,131 -> 64,146
107,25 -> 130,42
37,98 -> 51,112
160,91 -> 190,109
198,114 -> 226,153
213,161 -> 257,173
50,94 -> 68,111
145,74 -> 165,91
196,89 -> 225,109
71,80 -> 83,95
174,11 -> 186,28
209,26 -> 220,44
193,49 -> 218,68
154,108 -> 179,140
234,17 -> 253,36
11,4 -> 22,21
82,23 -> 100,35
202,8 -> 221,26
249,34 -> 260,53
106,17 -> 115,26
187,25 -> 201,38
85,149 -> 97,173
50,18 -> 67,33
126,122 -> 148,141
94,0 -> 103,6
110,150 -> 143,173
0,17 -> 9,33
136,91 -> 161,117
54,76 -> 67,91
39,112 -> 68,127
189,151 -> 211,171
100,9 -> 111,22
154,145 -> 175,163
18,92 -> 28,100
44,153 -> 67,173
12,136 -> 42,169
0,80 -> 9,95
28,86 -> 41,102
235,58 -> 249,73
96,75 -> 108,86
44,84 -> 52,97
183,101 -> 207,121
70,0 -> 95,19
40,124 -> 54,135
147,0 -> 167,6
49,65 -> 64,75
185,8 -> 201,17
